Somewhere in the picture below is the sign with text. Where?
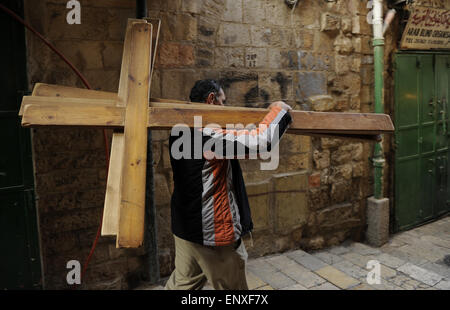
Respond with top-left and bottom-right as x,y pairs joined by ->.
400,6 -> 450,50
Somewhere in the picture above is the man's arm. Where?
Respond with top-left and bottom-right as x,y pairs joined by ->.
201,101 -> 292,160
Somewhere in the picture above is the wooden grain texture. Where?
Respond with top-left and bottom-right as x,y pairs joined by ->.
20,84 -> 394,135
21,102 -> 384,146
20,84 -> 116,115
102,133 -> 124,236
21,98 -> 394,135
147,105 -> 394,134
102,19 -> 139,237
117,18 -> 141,108
108,19 -> 160,239
21,95 -> 114,106
19,83 -> 193,112
33,83 -> 116,101
21,99 -> 122,127
146,18 -> 161,84
117,22 -> 152,248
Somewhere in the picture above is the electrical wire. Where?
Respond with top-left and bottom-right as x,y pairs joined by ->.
290,0 -> 299,48
0,3 -> 110,289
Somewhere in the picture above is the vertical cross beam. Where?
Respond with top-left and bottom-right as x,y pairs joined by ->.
101,19 -> 160,248
101,19 -> 139,236
116,21 -> 152,247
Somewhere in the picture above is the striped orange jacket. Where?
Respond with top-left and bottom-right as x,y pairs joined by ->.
169,106 -> 292,246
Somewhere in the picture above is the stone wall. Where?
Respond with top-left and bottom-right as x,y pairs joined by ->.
23,0 -> 395,288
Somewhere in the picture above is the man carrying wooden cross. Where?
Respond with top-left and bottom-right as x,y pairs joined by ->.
165,79 -> 292,290
17,16 -> 393,290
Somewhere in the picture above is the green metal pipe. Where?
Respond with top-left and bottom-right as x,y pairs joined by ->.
373,38 -> 385,199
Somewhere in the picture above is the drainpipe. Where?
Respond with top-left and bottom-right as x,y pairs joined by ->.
372,0 -> 385,200
366,0 -> 390,247
137,0 -> 160,285
136,0 -> 147,20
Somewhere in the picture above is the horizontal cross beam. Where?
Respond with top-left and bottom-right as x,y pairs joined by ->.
20,96 -> 394,137
19,83 -> 190,116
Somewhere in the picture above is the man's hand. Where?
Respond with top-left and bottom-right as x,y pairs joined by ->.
269,101 -> 292,112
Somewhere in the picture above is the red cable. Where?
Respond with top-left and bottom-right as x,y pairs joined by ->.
0,3 -> 110,288
0,4 -> 92,90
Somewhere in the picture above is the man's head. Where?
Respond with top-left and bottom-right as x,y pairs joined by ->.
190,79 -> 226,106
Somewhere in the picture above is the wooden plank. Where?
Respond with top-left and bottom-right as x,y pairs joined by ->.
19,84 -> 114,115
108,18 -> 160,238
20,96 -> 395,133
20,88 -> 203,112
102,19 -> 140,237
21,95 -> 115,107
21,91 -> 395,133
21,101 -> 385,146
117,21 -> 153,248
117,18 -> 142,108
102,132 -> 124,236
151,97 -> 194,104
34,83 -> 116,100
21,100 -> 122,127
147,105 -> 395,134
21,98 -> 394,135
19,82 -> 195,116
20,84 -> 394,133
21,87 -> 383,140
145,18 -> 161,84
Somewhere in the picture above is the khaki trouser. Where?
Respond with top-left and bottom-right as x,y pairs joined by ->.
165,234 -> 249,290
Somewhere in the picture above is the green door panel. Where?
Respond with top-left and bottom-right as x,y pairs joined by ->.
395,53 -> 450,232
435,153 -> 447,216
420,153 -> 435,221
397,129 -> 420,158
421,125 -> 435,153
435,55 -> 450,214
396,160 -> 420,228
397,56 -> 420,127
419,56 -> 436,222
395,55 -> 425,231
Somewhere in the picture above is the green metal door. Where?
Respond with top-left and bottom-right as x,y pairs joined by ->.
395,53 -> 450,232
0,0 -> 42,289
435,55 -> 450,216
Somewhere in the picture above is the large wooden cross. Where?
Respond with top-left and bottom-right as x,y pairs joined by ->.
19,19 -> 394,248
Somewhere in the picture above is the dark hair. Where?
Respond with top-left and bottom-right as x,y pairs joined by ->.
189,79 -> 222,103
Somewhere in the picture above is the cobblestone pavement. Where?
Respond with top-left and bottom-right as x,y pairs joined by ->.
138,215 -> 450,290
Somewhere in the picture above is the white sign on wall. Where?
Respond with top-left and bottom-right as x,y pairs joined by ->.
400,6 -> 450,50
